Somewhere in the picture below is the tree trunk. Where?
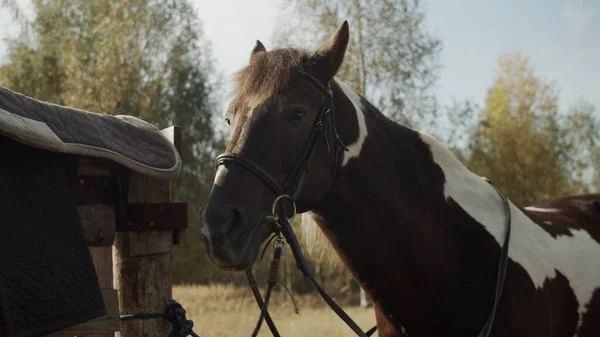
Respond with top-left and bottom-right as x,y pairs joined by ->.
353,0 -> 366,96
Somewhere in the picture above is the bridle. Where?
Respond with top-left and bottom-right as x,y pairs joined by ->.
215,71 -> 376,337
213,71 -> 512,337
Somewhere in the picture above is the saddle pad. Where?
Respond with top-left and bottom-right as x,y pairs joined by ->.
0,86 -> 181,179
0,137 -> 106,337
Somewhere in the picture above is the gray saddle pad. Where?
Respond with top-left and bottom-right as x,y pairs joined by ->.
0,137 -> 106,337
0,86 -> 181,179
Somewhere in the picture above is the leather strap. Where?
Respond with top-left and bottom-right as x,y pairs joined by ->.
250,246 -> 284,337
215,154 -> 287,196
278,216 -> 377,337
478,178 -> 512,337
246,269 -> 281,337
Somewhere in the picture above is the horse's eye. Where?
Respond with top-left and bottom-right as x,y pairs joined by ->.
289,109 -> 306,124
225,118 -> 230,125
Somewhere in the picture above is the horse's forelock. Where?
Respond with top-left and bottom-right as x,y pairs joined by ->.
230,48 -> 314,113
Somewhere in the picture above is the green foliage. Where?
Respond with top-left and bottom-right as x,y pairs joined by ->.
561,99 -> 600,193
0,0 -> 224,283
465,52 -> 600,206
273,0 -> 442,128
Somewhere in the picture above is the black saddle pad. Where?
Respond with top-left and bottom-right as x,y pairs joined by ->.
0,136 -> 106,337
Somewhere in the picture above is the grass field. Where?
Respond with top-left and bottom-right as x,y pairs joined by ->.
173,284 -> 378,337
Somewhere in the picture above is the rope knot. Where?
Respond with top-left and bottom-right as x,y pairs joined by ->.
120,300 -> 199,337
163,300 -> 185,322
164,300 -> 199,337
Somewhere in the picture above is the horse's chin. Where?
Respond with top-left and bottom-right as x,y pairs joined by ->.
207,246 -> 258,272
206,222 -> 275,272
208,256 -> 254,272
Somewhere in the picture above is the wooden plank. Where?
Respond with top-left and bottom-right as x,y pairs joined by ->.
46,289 -> 120,336
87,247 -> 118,337
90,247 -> 114,289
116,202 -> 187,232
113,174 -> 173,337
77,158 -> 119,176
78,205 -> 116,246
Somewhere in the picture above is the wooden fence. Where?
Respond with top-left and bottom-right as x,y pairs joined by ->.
46,126 -> 188,337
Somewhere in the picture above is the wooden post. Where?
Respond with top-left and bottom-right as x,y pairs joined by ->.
113,127 -> 179,337
113,175 -> 173,337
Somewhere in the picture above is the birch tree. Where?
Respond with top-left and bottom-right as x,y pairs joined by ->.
273,0 -> 442,128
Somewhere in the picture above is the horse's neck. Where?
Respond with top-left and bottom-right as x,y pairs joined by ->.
315,89 -> 509,334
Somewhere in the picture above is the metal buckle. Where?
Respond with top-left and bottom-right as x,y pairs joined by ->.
273,232 -> 287,252
271,194 -> 297,227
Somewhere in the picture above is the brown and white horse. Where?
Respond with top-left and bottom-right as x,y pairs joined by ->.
199,21 -> 600,337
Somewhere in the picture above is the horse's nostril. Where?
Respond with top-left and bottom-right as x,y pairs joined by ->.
232,207 -> 242,225
202,205 -> 233,225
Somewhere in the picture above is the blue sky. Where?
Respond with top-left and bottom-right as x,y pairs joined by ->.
424,0 -> 599,112
0,0 -> 598,114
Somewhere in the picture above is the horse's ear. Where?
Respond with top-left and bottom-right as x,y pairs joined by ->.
313,21 -> 349,80
250,40 -> 266,62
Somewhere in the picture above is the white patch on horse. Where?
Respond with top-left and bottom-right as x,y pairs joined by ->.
543,221 -> 553,226
214,165 -> 227,186
525,206 -> 561,213
335,80 -> 368,167
419,132 -> 600,329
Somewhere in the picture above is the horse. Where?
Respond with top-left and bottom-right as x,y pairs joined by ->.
199,21 -> 600,337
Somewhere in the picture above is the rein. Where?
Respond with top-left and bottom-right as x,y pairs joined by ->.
213,71 -> 513,337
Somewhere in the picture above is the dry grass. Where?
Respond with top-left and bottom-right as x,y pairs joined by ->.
173,284 -> 378,337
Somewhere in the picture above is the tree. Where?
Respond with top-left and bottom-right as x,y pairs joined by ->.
272,0 -> 442,128
561,99 -> 600,193
465,52 -> 599,206
0,0 -> 224,283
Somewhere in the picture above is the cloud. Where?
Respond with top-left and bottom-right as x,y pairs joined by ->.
561,0 -> 597,34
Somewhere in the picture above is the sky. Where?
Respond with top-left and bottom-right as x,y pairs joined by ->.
190,0 -> 600,113
0,0 -> 598,115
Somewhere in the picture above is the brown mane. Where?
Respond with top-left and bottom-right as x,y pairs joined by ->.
229,48 -> 314,114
